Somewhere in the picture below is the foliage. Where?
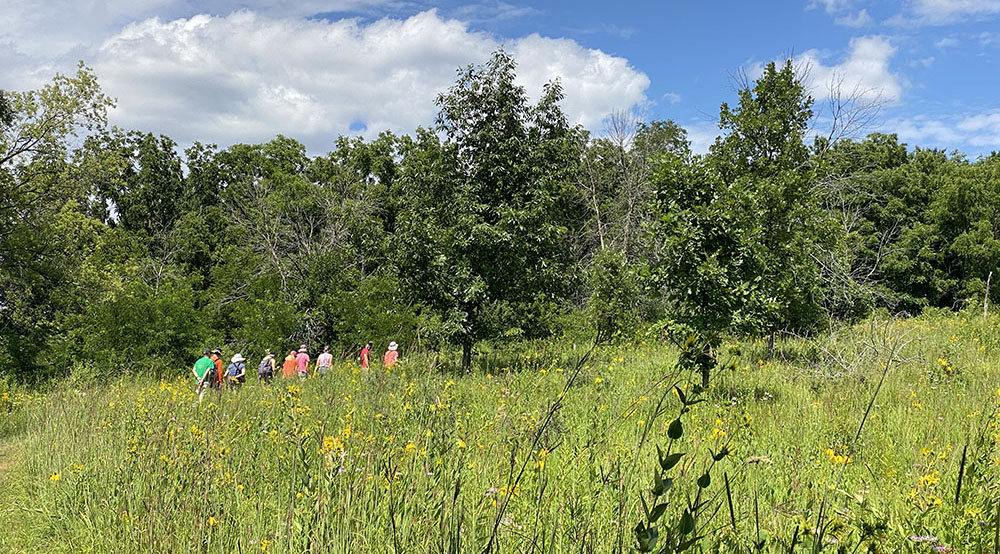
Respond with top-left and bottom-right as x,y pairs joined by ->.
5,52 -> 1000,390
394,50 -> 585,370
1,311 -> 999,552
648,61 -> 834,383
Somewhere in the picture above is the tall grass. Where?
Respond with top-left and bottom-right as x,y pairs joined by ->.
1,310 -> 1000,552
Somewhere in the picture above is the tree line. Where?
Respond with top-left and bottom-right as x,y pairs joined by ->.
2,52 -> 999,383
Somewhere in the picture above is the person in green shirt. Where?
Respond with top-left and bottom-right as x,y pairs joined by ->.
193,349 -> 215,403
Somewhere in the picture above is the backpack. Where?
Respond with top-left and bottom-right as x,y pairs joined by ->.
206,364 -> 220,389
258,357 -> 272,375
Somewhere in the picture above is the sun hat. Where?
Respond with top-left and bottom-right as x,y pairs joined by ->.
388,342 -> 398,351
231,353 -> 245,363
299,344 -> 308,352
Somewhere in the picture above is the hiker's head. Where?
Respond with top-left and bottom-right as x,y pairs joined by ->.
202,349 -> 211,357
323,345 -> 330,353
267,349 -> 275,356
366,341 -> 372,347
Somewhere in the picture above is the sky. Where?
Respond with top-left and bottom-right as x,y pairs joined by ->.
3,0 -> 1000,156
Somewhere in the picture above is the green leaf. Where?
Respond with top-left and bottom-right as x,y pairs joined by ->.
679,510 -> 695,534
661,452 -> 684,471
649,503 -> 669,523
634,522 -> 659,552
674,385 -> 687,406
667,418 -> 683,440
697,471 -> 711,488
652,472 -> 667,496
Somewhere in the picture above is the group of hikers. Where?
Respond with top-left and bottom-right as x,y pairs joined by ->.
191,341 -> 400,401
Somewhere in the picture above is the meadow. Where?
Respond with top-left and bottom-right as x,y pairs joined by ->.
2,310 -> 1000,553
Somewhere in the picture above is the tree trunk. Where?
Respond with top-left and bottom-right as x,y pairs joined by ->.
766,329 -> 776,361
462,338 -> 473,374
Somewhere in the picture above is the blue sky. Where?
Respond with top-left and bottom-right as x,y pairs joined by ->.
2,0 -> 999,156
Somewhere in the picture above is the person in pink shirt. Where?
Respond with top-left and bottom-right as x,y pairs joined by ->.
295,345 -> 310,379
317,345 -> 333,376
383,341 -> 399,368
360,341 -> 372,369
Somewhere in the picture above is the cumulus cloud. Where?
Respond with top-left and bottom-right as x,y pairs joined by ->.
795,36 -> 901,103
745,36 -> 901,105
2,6 -> 650,153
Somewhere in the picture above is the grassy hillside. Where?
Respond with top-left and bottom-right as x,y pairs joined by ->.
2,311 -> 999,553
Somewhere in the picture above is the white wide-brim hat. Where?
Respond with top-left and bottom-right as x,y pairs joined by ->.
231,353 -> 245,363
388,342 -> 398,351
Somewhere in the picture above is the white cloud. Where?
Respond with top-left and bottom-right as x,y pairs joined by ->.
807,0 -> 852,14
506,34 -> 650,130
835,9 -> 872,27
745,36 -> 901,105
956,110 -> 1000,146
889,110 -> 1000,149
2,8 -> 650,153
978,31 -> 1000,45
911,0 -> 1000,23
683,120 -> 721,155
662,92 -> 682,104
797,36 -> 902,103
908,56 -> 936,67
935,36 -> 960,48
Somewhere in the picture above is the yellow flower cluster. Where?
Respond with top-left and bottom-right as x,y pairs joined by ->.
824,448 -> 850,465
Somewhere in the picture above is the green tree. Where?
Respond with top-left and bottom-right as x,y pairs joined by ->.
0,63 -> 113,381
648,153 -> 764,385
395,50 -> 584,371
649,60 -> 829,382
710,61 -> 832,347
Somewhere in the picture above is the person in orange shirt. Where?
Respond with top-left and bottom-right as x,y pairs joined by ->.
281,350 -> 297,378
383,341 -> 399,368
210,349 -> 224,389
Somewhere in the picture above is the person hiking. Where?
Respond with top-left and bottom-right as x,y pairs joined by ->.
317,345 -> 333,376
226,353 -> 247,389
193,349 -> 215,403
296,345 -> 310,379
360,341 -> 372,369
281,350 -> 297,379
258,350 -> 277,383
210,349 -> 224,389
383,341 -> 399,368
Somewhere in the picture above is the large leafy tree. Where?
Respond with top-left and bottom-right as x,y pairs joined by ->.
710,61 -> 833,343
395,50 -> 584,370
649,60 -> 830,382
0,64 -> 113,380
